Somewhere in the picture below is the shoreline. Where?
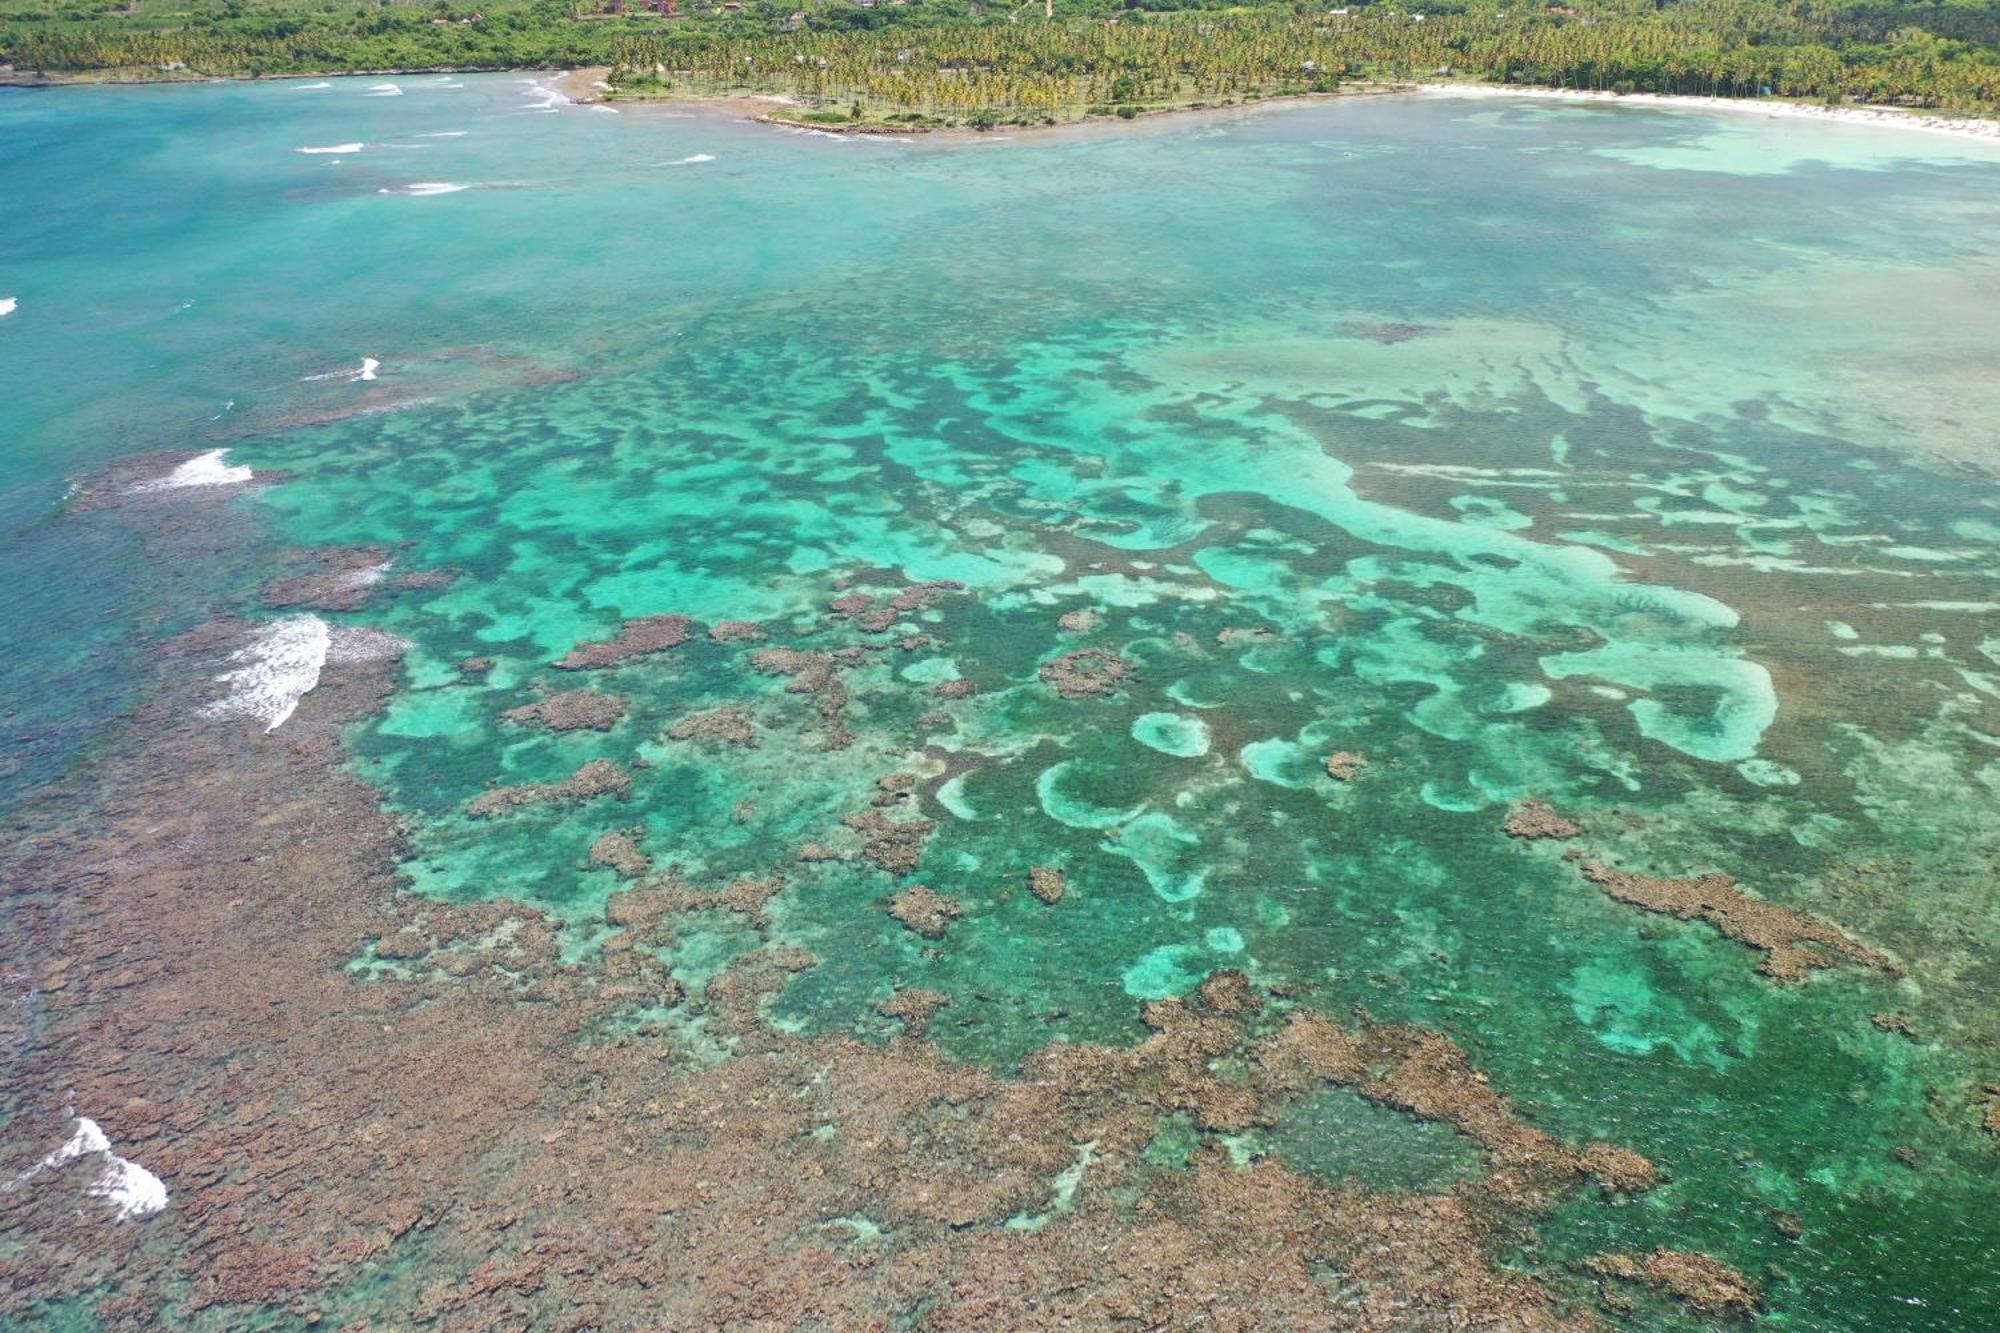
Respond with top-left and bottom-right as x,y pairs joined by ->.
1413,81 -> 2000,143
10,60 -> 2000,143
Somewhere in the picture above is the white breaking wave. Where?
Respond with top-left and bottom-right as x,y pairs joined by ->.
329,625 -> 408,663
0,297 -> 16,318
301,356 -> 380,382
366,84 -> 403,97
415,130 -> 468,138
298,81 -> 332,90
663,153 -> 715,166
9,1118 -> 168,1222
130,449 -> 255,492
379,182 -> 468,196
296,142 -> 363,154
519,82 -> 570,113
201,615 -> 330,731
198,617 -> 403,732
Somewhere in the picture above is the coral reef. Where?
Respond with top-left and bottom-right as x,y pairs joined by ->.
554,615 -> 693,670
1039,648 -> 1134,700
501,689 -> 627,732
466,759 -> 632,818
1503,799 -> 1579,840
888,885 -> 963,939
1577,860 -> 1897,984
1028,866 -> 1066,905
1325,751 -> 1368,781
664,705 -> 758,748
1585,1249 -> 1763,1319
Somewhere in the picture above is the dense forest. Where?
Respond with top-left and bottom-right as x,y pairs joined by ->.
6,0 -> 2000,123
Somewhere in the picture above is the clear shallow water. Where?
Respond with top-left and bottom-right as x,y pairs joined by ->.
5,76 -> 2000,1326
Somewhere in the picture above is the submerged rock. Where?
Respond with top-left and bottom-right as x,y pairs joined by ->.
665,705 -> 758,748
1325,751 -> 1367,782
878,987 -> 951,1038
1056,608 -> 1101,634
1585,1249 -> 1762,1320
1039,647 -> 1134,700
260,545 -> 394,612
708,619 -> 765,644
1502,799 -> 1578,840
554,615 -> 693,670
1028,866 -> 1066,906
843,808 -> 937,874
1578,860 -> 1896,984
502,689 -> 627,732
467,758 -> 633,818
888,885 -> 962,939
589,829 -> 651,879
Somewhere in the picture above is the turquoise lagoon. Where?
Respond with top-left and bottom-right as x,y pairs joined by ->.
4,76 -> 2000,1326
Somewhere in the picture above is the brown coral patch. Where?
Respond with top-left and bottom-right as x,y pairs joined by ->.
1197,969 -> 1260,1017
553,614 -> 693,670
1028,866 -> 1066,905
1056,608 -> 1101,634
606,869 -> 788,930
588,829 -> 651,880
843,807 -> 937,875
466,758 -> 632,818
878,988 -> 951,1038
1870,1011 -> 1916,1038
708,619 -> 765,644
664,705 -> 758,749
1585,1249 -> 1762,1319
1325,751 -> 1368,781
501,688 -> 627,732
1039,647 -> 1134,700
1503,799 -> 1579,840
259,545 -> 393,612
826,580 -> 963,635
888,885 -> 963,939
1578,860 -> 1897,984
749,645 -> 860,748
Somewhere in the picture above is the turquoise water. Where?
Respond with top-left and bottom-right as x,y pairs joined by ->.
6,77 -> 2000,1326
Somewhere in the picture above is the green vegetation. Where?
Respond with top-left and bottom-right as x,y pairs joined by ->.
6,0 -> 2000,126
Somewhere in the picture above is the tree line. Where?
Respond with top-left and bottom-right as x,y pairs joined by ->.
6,0 -> 1999,119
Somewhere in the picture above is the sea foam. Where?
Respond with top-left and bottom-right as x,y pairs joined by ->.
366,83 -> 403,97
415,130 -> 468,138
198,616 -> 404,732
201,615 -> 330,731
301,356 -> 379,382
297,142 -> 363,154
379,182 -> 468,196
519,81 -> 570,113
10,1118 -> 168,1222
131,449 -> 254,492
0,297 -> 16,318
664,153 -> 715,166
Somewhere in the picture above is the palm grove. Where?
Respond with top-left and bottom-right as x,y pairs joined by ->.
6,0 -> 2000,125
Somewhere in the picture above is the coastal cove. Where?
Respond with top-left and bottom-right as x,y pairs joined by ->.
3,73 -> 2000,1329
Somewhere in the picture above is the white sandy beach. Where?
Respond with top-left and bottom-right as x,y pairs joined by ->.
1415,82 -> 2000,143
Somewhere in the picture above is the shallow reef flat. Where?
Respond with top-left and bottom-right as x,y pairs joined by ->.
2,76 -> 1999,1329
